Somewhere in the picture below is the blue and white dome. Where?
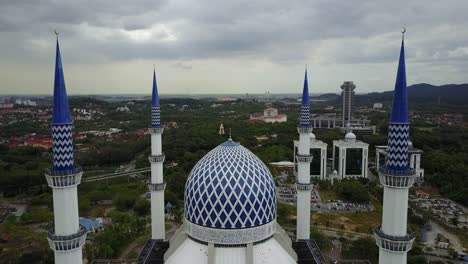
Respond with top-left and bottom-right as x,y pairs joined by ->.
184,140 -> 277,244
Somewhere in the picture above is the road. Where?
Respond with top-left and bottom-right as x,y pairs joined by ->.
425,221 -> 464,253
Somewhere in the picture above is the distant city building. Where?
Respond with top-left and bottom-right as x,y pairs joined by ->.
373,103 -> 383,109
15,99 -> 37,106
250,107 -> 287,123
0,103 -> 14,109
116,105 -> 130,112
23,138 -> 52,149
375,141 -> 425,184
341,81 -> 356,126
293,133 -> 327,180
332,131 -> 369,179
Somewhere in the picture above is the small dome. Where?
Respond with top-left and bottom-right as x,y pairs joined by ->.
408,140 -> 413,148
184,140 -> 276,231
309,132 -> 316,141
345,132 -> 356,141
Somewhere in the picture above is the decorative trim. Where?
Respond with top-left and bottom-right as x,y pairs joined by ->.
378,166 -> 415,188
297,127 -> 313,134
47,226 -> 87,252
148,154 -> 165,163
52,124 -> 74,170
151,106 -> 161,128
185,219 -> 276,245
149,182 -> 166,191
44,165 -> 83,188
296,182 -> 312,191
148,127 -> 164,134
300,105 -> 310,127
374,225 -> 414,253
296,154 -> 313,163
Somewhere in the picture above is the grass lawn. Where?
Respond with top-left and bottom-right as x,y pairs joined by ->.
416,127 -> 433,132
312,197 -> 382,234
318,188 -> 338,201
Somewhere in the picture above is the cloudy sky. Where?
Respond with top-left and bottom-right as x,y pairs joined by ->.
0,0 -> 467,95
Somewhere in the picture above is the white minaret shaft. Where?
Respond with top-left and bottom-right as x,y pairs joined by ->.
149,69 -> 166,240
375,32 -> 415,264
45,36 -> 86,264
296,69 -> 313,240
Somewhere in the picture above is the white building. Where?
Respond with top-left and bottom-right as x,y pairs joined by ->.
376,141 -> 424,184
332,132 -> 369,179
250,107 -> 287,123
373,103 -> 383,109
293,133 -> 327,180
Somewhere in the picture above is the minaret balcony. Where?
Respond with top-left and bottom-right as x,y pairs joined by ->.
296,182 -> 312,191
374,225 -> 414,253
47,226 -> 87,252
149,182 -> 166,191
148,154 -> 165,163
378,166 -> 416,188
44,166 -> 83,188
296,154 -> 313,163
297,127 -> 313,134
148,127 -> 164,134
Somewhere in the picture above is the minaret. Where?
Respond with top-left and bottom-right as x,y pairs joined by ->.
219,123 -> 225,135
296,68 -> 313,240
149,68 -> 165,240
45,35 -> 86,264
375,31 -> 415,264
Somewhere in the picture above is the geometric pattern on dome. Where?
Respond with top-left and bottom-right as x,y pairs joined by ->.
184,140 -> 276,229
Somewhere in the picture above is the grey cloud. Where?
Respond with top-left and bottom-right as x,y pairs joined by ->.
0,0 -> 467,93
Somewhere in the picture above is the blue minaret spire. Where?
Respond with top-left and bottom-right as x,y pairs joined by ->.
300,67 -> 310,127
52,37 -> 72,125
151,67 -> 161,128
385,32 -> 409,172
51,35 -> 74,171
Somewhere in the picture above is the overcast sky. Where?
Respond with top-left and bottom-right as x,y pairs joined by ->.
0,0 -> 467,95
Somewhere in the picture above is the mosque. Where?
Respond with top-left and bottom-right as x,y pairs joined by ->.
45,31 -> 414,264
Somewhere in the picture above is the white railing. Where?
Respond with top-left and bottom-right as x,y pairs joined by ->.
47,226 -> 87,252
44,166 -> 83,188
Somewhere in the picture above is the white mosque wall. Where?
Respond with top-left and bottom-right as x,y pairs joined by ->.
55,249 -> 83,264
52,187 -> 79,234
379,249 -> 407,264
151,191 -> 165,239
382,187 -> 409,236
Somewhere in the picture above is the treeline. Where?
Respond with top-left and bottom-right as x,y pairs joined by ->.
0,145 -> 49,196
412,126 -> 468,206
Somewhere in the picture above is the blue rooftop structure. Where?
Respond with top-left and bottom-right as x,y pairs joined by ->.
151,69 -> 161,128
300,68 -> 310,127
79,217 -> 103,233
52,38 -> 72,125
385,32 -> 410,172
